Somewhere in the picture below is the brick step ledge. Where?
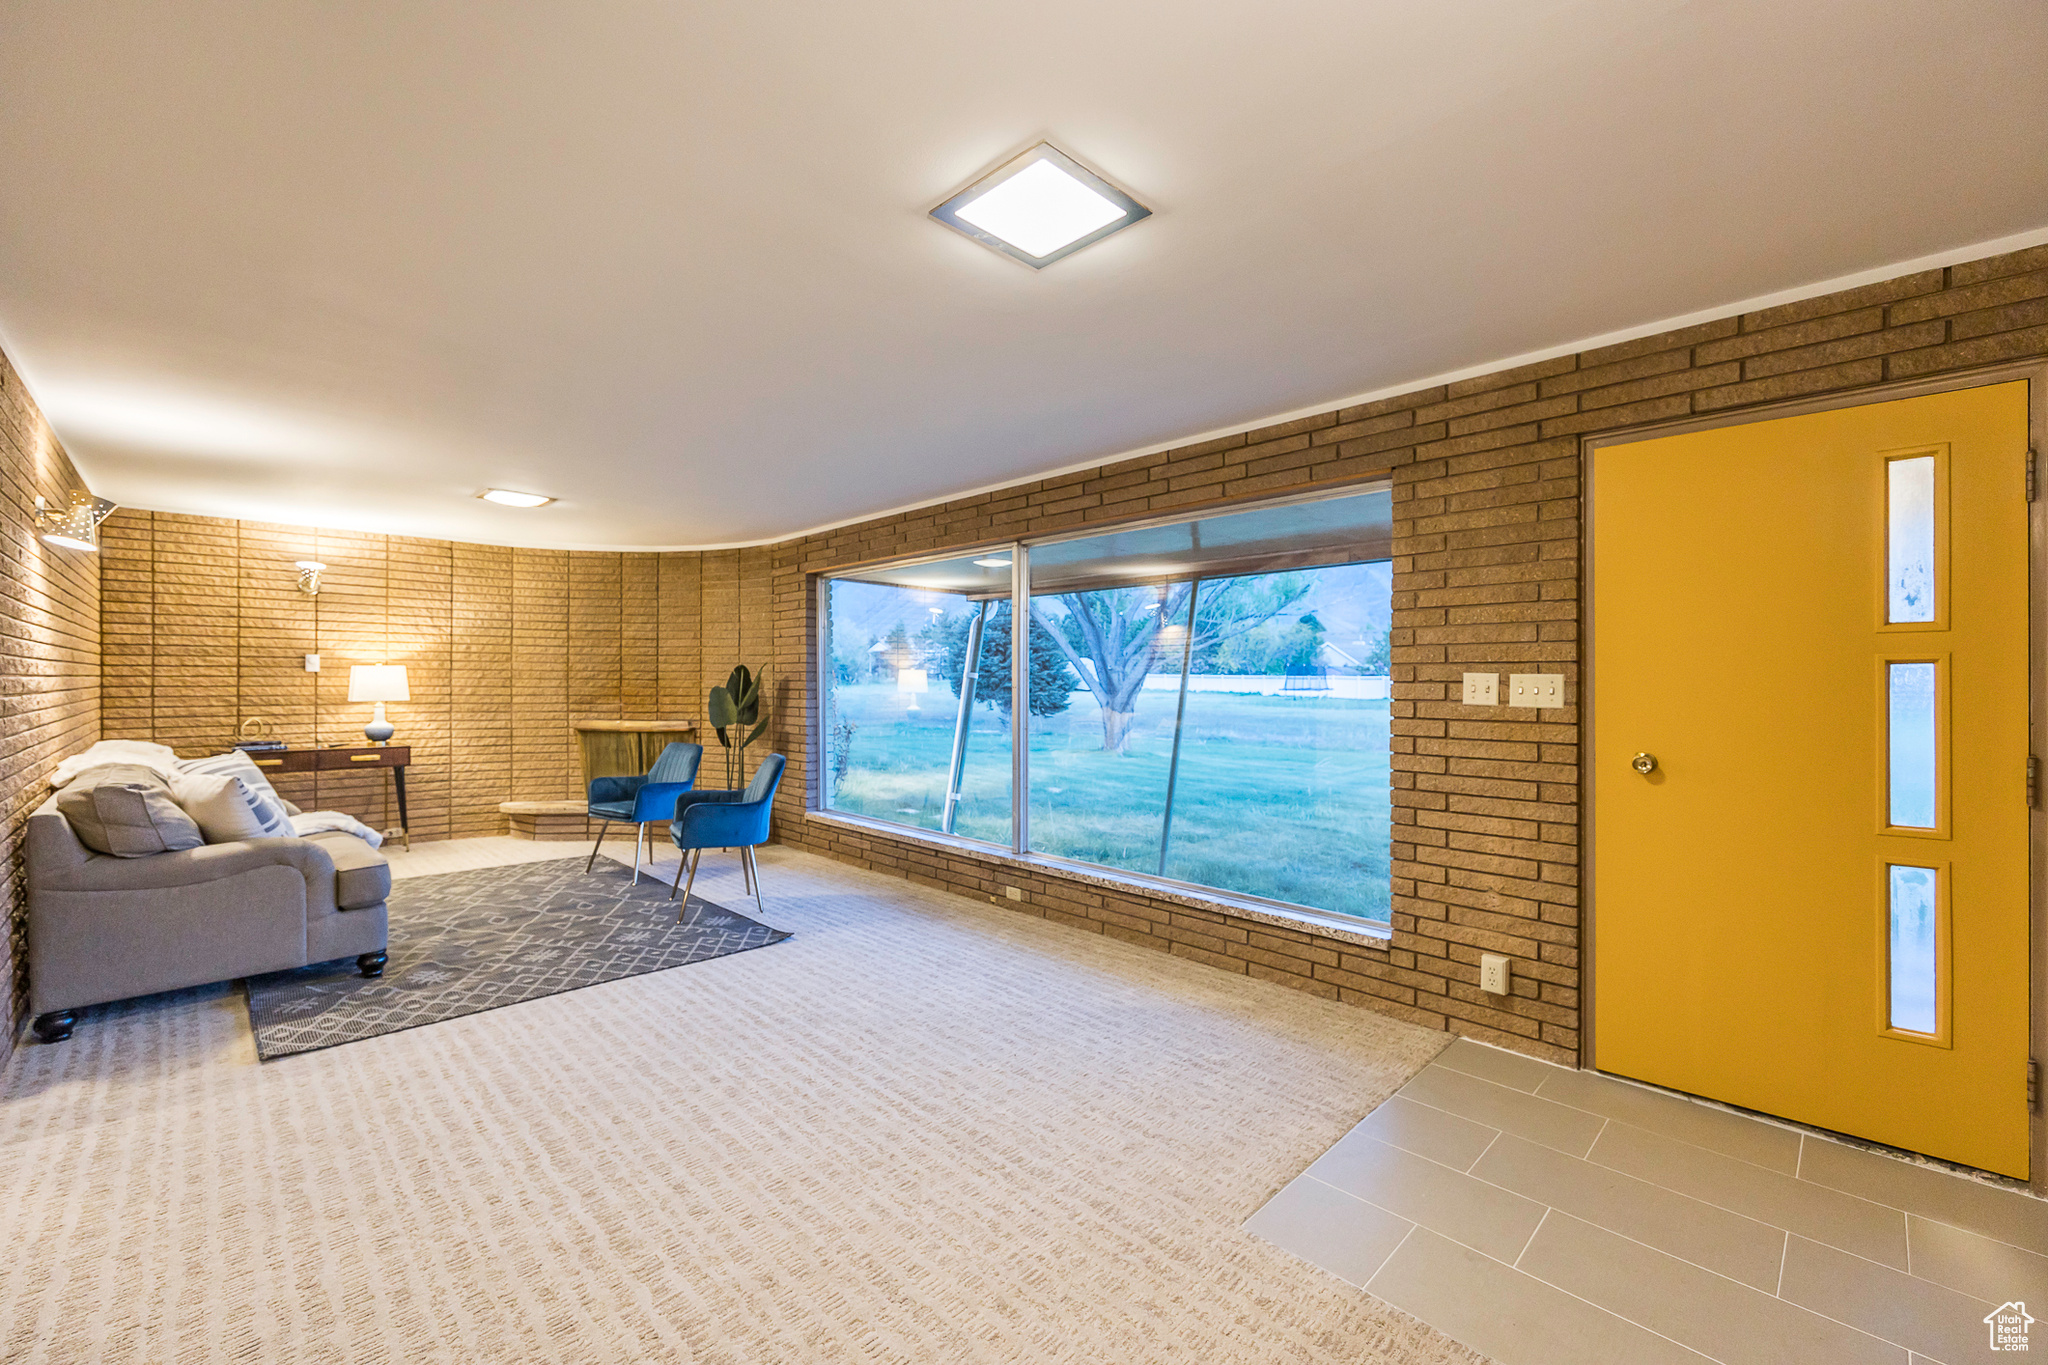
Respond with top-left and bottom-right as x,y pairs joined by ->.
499,799 -> 596,841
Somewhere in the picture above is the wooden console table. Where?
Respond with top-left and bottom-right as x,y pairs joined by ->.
572,720 -> 695,784
243,745 -> 412,849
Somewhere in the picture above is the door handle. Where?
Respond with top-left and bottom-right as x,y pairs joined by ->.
1631,752 -> 1658,775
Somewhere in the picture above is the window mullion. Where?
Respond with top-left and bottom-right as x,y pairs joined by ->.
1156,579 -> 1199,876
1012,544 -> 1030,856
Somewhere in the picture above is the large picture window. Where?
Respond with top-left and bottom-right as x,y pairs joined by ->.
821,486 -> 1392,926
821,553 -> 1014,844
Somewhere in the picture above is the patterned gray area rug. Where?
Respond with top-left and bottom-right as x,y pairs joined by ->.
245,857 -> 791,1060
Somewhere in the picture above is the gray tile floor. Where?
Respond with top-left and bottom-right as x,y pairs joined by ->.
1248,1039 -> 2048,1364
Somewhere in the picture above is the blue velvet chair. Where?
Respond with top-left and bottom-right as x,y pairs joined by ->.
668,753 -> 785,916
586,742 -> 704,884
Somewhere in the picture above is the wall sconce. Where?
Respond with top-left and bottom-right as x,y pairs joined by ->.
35,492 -> 117,552
295,560 -> 326,595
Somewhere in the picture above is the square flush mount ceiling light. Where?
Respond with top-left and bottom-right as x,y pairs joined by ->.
931,143 -> 1151,269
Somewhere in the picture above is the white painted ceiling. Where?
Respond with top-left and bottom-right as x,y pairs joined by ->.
1,1 -> 2044,550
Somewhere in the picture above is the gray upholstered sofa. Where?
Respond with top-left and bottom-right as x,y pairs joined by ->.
24,796 -> 392,1042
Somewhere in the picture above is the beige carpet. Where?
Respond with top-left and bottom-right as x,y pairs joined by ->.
0,840 -> 1482,1364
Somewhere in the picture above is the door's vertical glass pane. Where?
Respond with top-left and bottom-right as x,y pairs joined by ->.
1887,454 -> 1936,623
1159,562 -> 1393,920
1026,578 -> 1190,874
1888,864 -> 1939,1035
822,558 -> 1012,843
1886,661 -> 1938,829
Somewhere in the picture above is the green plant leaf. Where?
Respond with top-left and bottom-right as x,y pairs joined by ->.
723,664 -> 762,723
743,718 -> 768,749
707,685 -> 737,729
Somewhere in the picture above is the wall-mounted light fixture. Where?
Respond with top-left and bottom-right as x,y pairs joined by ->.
34,492 -> 117,552
295,560 -> 327,595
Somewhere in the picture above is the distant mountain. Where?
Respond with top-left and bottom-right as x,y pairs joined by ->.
1287,561 -> 1390,656
828,580 -> 962,657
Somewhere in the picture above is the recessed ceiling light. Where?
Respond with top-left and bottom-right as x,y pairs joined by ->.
478,488 -> 553,508
973,557 -> 1013,568
931,143 -> 1151,269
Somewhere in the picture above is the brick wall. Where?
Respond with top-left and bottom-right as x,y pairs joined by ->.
65,242 -> 2048,1065
766,242 -> 2048,1066
102,518 -> 777,839
0,350 -> 100,1064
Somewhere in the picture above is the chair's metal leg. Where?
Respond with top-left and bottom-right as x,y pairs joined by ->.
745,844 -> 764,913
631,824 -> 645,885
674,849 -> 701,919
585,821 -> 610,873
740,846 -> 753,895
670,845 -> 689,899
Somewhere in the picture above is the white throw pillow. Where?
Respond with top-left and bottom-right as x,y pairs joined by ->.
178,752 -> 297,829
179,750 -> 286,802
171,771 -> 295,844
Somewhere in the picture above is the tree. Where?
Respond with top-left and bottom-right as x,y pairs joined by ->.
1359,625 -> 1391,675
1276,611 -> 1328,671
877,622 -> 913,679
920,602 -> 1074,719
1031,574 -> 1312,752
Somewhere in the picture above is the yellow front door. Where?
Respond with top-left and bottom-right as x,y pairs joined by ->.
1592,381 -> 2033,1178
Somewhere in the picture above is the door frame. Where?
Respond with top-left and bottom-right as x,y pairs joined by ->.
1580,359 -> 2048,1190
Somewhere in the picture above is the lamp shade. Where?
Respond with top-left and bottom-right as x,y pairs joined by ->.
347,665 -> 410,703
36,493 -> 116,552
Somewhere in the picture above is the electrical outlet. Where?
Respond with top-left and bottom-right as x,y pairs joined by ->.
1479,953 -> 1511,996
1507,673 -> 1564,709
1461,672 -> 1499,706
1005,886 -> 1024,901
304,653 -> 321,672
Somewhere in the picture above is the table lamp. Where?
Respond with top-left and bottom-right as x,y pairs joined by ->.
348,665 -> 410,744
897,666 -> 928,718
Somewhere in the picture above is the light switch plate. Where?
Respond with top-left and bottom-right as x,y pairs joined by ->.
304,653 -> 321,672
1479,953 -> 1511,995
1508,673 -> 1564,709
1461,672 -> 1498,705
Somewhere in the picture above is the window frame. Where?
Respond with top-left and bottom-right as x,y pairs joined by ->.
814,542 -> 1024,856
813,481 -> 1395,937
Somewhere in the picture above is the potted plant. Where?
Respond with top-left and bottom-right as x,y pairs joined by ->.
708,664 -> 769,789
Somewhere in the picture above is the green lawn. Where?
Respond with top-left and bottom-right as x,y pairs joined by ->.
827,683 -> 1390,921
